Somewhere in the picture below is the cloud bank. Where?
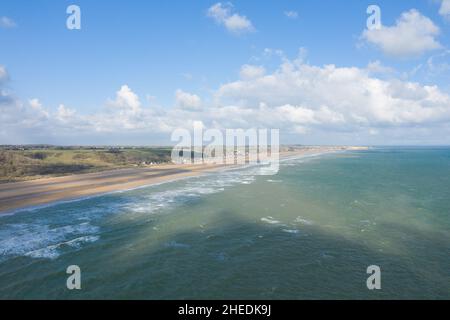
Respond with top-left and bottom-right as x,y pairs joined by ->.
2,50 -> 450,145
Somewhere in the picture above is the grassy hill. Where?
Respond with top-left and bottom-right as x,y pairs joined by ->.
0,147 -> 172,183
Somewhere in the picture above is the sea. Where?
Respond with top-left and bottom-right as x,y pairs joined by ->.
0,147 -> 449,299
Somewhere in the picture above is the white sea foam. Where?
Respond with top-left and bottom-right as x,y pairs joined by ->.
24,235 -> 99,259
282,229 -> 300,234
1,150 -> 328,218
0,219 -> 100,260
294,216 -> 314,225
261,216 -> 281,224
0,157 -> 275,261
126,167 -> 258,215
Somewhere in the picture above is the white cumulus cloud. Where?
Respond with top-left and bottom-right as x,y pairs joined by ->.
216,55 -> 450,128
239,65 -> 266,79
440,0 -> 450,17
207,2 -> 255,34
56,104 -> 76,123
1,56 -> 450,145
362,9 -> 442,58
0,65 -> 9,83
108,85 -> 142,114
366,60 -> 395,75
175,89 -> 202,110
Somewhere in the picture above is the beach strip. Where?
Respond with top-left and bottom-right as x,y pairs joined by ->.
0,147 -> 366,214
0,164 -> 223,214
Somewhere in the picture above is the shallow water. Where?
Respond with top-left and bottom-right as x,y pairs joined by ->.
1,147 -> 449,299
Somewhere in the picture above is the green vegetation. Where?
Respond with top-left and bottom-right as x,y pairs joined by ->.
0,147 -> 172,183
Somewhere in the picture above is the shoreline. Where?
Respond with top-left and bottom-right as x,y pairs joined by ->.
0,147 -> 367,215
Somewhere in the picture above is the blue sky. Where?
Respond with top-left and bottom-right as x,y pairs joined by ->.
1,0 -> 450,145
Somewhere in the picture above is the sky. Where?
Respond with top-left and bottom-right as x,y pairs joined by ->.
1,0 -> 450,145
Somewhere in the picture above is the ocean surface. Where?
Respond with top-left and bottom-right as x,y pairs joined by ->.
0,147 -> 449,299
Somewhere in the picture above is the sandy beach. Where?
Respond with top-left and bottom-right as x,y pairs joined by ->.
0,146 -> 364,213
0,163 -> 225,213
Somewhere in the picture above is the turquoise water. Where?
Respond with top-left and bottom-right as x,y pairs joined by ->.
0,147 -> 449,299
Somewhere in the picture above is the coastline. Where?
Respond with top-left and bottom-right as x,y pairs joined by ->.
0,164 -> 223,214
0,146 -> 367,214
